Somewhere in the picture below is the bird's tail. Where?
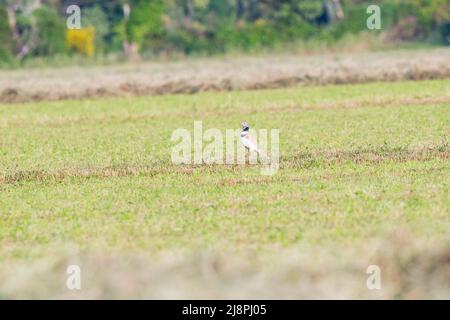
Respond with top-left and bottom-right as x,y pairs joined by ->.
256,149 -> 271,165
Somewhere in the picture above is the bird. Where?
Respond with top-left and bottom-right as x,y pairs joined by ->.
240,121 -> 260,154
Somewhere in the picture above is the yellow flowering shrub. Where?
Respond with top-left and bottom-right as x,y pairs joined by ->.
254,19 -> 267,27
66,27 -> 95,57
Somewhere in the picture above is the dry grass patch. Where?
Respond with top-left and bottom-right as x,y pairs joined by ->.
0,232 -> 448,299
1,48 -> 450,103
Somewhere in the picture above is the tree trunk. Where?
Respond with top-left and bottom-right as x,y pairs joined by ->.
236,0 -> 244,20
183,0 -> 193,18
5,6 -> 19,46
122,2 -> 139,62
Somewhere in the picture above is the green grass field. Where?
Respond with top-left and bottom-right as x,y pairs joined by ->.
0,79 -> 449,298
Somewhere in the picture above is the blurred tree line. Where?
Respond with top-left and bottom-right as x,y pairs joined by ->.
0,0 -> 449,65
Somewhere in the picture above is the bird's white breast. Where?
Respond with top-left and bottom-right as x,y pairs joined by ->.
241,132 -> 258,151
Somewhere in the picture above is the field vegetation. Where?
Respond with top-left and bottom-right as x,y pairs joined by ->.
1,48 -> 450,103
0,78 -> 448,298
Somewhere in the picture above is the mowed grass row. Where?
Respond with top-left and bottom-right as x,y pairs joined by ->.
0,80 -> 448,172
0,80 -> 449,259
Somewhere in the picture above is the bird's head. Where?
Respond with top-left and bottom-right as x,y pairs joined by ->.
241,121 -> 249,132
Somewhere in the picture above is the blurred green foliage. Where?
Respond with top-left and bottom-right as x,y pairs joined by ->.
0,0 -> 448,64
33,6 -> 66,56
126,0 -> 165,47
0,6 -> 14,66
82,6 -> 110,53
